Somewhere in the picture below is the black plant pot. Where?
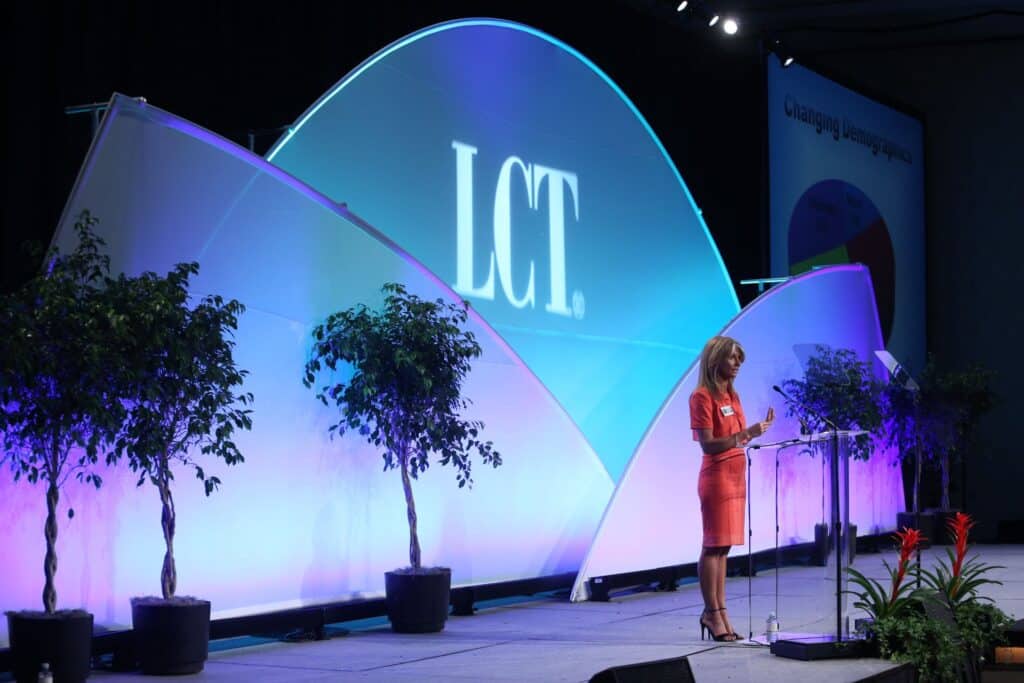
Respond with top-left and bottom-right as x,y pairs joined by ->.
385,567 -> 451,633
860,635 -> 881,659
929,509 -> 958,545
852,618 -> 882,658
811,523 -> 857,566
897,511 -> 935,548
130,597 -> 211,675
812,523 -> 828,566
5,610 -> 93,683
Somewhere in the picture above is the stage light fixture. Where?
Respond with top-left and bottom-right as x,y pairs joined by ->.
768,39 -> 796,68
708,14 -> 720,27
722,18 -> 738,35
676,1 -> 688,11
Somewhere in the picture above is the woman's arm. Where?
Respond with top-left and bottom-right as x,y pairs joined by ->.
694,428 -> 748,455
694,420 -> 770,455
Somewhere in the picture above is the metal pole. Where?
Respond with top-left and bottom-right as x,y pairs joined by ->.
914,399 -> 922,587
833,428 -> 842,641
748,448 -> 754,641
775,447 -> 780,625
65,101 -> 114,139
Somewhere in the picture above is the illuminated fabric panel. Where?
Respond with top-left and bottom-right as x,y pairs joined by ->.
267,19 -> 740,481
571,266 -> 904,601
0,95 -> 612,643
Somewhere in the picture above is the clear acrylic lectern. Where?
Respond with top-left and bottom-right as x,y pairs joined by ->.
746,430 -> 867,658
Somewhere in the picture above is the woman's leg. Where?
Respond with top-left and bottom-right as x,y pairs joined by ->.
715,548 -> 736,635
699,546 -> 732,637
698,547 -> 718,610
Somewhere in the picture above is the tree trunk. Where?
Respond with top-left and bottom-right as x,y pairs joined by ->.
399,447 -> 421,570
43,481 -> 59,614
941,452 -> 951,511
158,467 -> 177,600
913,438 -> 922,515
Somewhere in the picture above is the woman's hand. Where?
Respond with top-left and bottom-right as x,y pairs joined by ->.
742,407 -> 775,441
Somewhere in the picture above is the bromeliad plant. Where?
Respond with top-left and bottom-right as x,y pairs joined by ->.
847,527 -> 926,621
850,514 -> 1012,681
920,512 -> 1004,609
925,514 -> 1012,675
303,282 -> 501,571
847,528 -> 961,681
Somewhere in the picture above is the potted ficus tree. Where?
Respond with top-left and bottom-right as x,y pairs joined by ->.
782,345 -> 885,462
0,212 -> 127,683
884,358 -> 995,545
782,345 -> 884,563
932,364 -> 995,536
882,357 -> 951,545
303,282 -> 501,633
111,261 -> 252,675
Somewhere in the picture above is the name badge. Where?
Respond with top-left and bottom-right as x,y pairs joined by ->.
720,405 -> 735,417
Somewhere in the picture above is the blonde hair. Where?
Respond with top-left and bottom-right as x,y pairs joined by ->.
697,336 -> 745,397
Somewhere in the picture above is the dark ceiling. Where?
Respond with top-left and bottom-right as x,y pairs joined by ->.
635,0 -> 1024,57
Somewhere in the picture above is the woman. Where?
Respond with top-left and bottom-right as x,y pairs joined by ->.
689,336 -> 773,641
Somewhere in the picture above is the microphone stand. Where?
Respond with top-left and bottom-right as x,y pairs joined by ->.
772,385 -> 846,644
771,385 -> 839,433
746,437 -> 804,641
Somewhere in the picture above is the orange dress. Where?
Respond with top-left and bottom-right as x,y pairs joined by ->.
689,386 -> 747,548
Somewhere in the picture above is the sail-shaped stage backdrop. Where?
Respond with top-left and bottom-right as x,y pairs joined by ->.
0,20 -> 900,643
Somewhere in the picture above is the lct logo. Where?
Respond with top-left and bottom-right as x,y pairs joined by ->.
451,141 -> 585,319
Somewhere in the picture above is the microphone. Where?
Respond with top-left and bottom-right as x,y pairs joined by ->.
750,437 -> 804,450
772,385 -> 809,433
771,384 -> 838,432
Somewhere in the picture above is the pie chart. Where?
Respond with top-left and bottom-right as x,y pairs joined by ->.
788,179 -> 895,343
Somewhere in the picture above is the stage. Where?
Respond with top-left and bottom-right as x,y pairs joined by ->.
80,544 -> 1022,682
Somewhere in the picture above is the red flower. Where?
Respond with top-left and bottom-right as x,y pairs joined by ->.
890,526 -> 924,603
949,512 -> 974,579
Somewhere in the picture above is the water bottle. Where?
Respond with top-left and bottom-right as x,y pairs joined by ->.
766,612 -> 779,644
37,662 -> 53,683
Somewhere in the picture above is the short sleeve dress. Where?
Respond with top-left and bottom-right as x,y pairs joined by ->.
689,385 -> 747,548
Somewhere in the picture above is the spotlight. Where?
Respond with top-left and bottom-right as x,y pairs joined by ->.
708,14 -> 720,27
722,18 -> 738,35
769,38 -> 796,68
676,0 -> 688,10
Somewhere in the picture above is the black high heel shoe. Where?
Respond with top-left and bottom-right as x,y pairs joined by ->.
699,610 -> 736,642
716,607 -> 743,640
